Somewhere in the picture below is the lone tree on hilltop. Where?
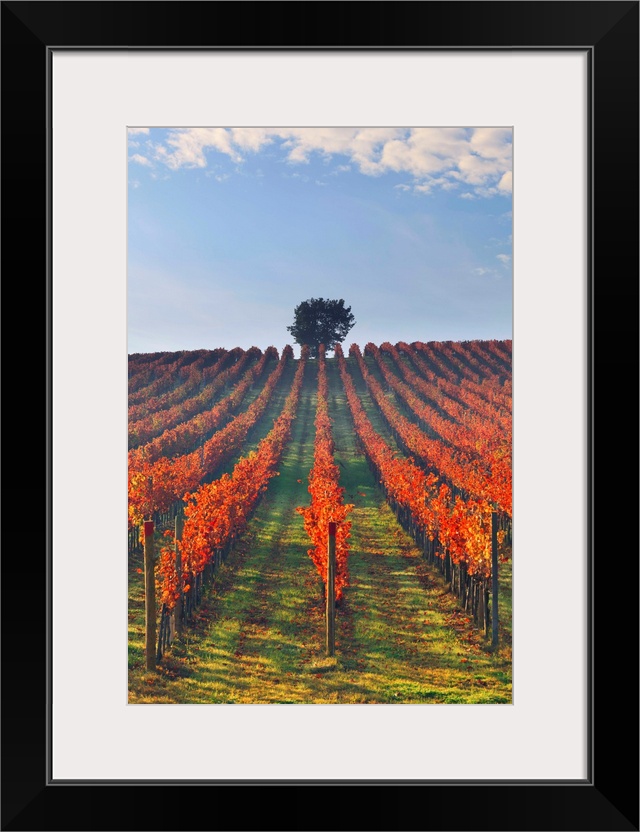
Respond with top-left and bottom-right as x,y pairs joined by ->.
287,298 -> 356,358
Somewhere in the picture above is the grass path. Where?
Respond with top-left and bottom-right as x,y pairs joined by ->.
129,357 -> 512,704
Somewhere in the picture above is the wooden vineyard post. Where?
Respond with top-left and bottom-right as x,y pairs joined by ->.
326,522 -> 336,657
144,520 -> 156,671
491,511 -> 499,648
175,514 -> 183,636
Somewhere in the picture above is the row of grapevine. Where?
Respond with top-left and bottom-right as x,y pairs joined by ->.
296,346 -> 353,602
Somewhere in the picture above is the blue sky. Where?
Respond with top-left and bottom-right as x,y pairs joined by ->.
128,127 -> 512,355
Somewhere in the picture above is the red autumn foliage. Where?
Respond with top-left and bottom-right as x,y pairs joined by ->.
296,346 -> 353,601
128,346 -> 290,528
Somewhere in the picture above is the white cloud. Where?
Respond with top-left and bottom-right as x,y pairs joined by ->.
472,267 -> 494,276
154,128 -> 244,169
129,153 -> 152,167
497,171 -> 512,193
497,253 -> 511,266
230,127 -> 274,152
128,127 -> 149,135
151,126 -> 512,198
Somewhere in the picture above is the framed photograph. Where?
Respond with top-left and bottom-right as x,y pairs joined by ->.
3,1 -> 637,830
125,121 -> 515,711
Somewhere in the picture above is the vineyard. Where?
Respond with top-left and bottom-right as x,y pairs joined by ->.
128,339 -> 512,704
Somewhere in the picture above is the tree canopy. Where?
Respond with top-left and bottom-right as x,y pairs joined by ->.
286,298 -> 355,358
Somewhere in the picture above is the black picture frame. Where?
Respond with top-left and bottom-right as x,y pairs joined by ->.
2,2 -> 638,830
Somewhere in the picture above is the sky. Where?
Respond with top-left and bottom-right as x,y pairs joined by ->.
128,127 -> 512,355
